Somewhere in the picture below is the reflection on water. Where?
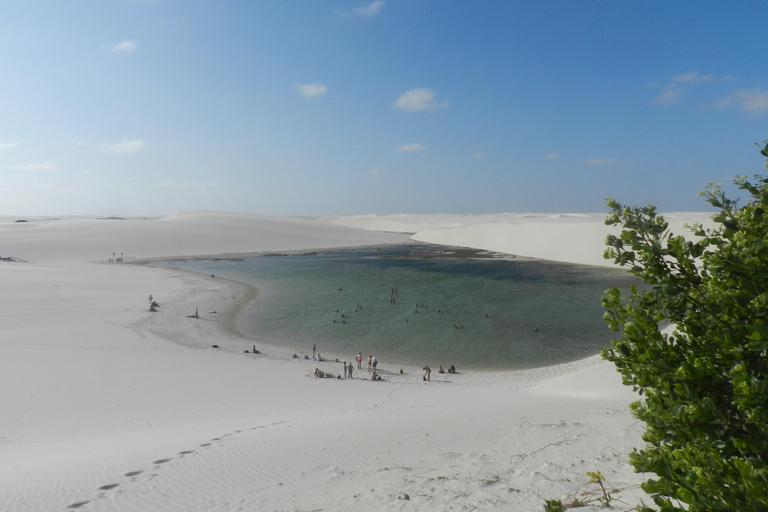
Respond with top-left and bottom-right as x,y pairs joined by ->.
156,245 -> 637,370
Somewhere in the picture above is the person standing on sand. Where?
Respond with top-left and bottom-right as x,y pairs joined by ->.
367,355 -> 372,372
423,365 -> 431,381
348,364 -> 354,379
313,344 -> 316,359
356,352 -> 362,369
372,356 -> 377,370
343,362 -> 347,378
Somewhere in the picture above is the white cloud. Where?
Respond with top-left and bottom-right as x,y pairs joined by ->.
653,70 -> 736,106
11,161 -> 58,172
716,88 -> 768,116
582,158 -> 618,166
113,40 -> 137,53
474,151 -> 484,159
543,152 -> 559,160
672,70 -> 715,83
353,1 -> 385,17
396,143 -> 426,152
296,83 -> 328,98
101,139 -> 146,154
393,88 -> 448,112
653,83 -> 683,106
0,142 -> 19,149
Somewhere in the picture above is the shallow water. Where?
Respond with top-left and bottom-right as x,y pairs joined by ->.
157,245 -> 637,370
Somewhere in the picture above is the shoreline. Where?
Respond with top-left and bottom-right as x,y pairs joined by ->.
137,258 -> 618,383
129,241 -> 424,264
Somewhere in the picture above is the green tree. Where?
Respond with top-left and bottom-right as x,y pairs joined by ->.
601,142 -> 768,512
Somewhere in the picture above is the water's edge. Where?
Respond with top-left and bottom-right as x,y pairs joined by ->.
146,244 -> 633,371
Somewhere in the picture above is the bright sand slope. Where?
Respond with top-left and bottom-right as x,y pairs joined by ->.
0,211 -> 713,511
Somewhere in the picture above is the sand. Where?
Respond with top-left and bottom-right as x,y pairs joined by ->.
0,211 -> 714,511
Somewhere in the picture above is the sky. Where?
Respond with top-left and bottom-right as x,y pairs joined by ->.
1,1 -> 766,216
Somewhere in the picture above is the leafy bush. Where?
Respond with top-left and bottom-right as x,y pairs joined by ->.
543,498 -> 564,512
601,142 -> 768,511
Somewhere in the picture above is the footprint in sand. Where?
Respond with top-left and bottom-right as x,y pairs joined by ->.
153,458 -> 172,465
68,501 -> 90,509
179,450 -> 195,455
200,443 -> 211,447
98,483 -> 120,491
124,470 -> 143,477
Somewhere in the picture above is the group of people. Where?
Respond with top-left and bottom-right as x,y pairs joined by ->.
353,351 -> 377,371
109,252 -> 124,263
344,352 -> 380,379
423,364 -> 457,381
311,345 -> 456,383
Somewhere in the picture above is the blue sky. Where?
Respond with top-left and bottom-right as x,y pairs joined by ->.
1,1 -> 766,216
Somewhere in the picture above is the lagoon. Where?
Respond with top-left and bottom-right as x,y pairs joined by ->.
158,244 -> 637,370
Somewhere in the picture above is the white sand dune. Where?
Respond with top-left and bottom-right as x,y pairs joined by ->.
0,211 -> 713,511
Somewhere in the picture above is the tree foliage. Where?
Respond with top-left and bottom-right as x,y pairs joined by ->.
601,142 -> 768,512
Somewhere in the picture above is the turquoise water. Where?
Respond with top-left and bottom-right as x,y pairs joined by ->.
157,245 -> 637,370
